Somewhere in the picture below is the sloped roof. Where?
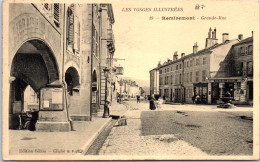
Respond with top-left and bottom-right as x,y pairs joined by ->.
158,40 -> 234,68
232,37 -> 253,46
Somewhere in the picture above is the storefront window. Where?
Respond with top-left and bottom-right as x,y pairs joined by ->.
248,61 -> 253,77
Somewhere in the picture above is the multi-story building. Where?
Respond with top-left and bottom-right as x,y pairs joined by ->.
7,3 -> 116,131
150,28 -> 252,104
209,35 -> 253,105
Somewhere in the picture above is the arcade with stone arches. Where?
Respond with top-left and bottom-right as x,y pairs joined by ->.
9,39 -> 60,130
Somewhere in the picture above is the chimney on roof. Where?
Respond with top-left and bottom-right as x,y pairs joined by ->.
205,27 -> 218,48
193,42 -> 198,54
252,31 -> 254,38
212,28 -> 217,39
238,34 -> 243,40
222,33 -> 229,43
173,51 -> 178,61
181,53 -> 185,57
208,27 -> 212,38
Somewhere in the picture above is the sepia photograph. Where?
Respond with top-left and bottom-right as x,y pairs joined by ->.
2,0 -> 260,160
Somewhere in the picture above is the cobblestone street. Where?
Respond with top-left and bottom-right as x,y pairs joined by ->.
98,100 -> 253,156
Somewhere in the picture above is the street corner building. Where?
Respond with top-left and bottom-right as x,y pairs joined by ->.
6,3 -> 117,131
150,28 -> 253,105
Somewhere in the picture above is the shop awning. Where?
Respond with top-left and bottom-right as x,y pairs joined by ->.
209,77 -> 244,82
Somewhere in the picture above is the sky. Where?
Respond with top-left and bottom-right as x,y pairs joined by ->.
111,1 -> 258,87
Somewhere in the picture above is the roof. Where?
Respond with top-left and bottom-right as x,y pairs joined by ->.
232,37 -> 253,46
158,40 -> 234,68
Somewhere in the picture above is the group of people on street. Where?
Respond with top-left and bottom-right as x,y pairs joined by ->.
149,95 -> 164,110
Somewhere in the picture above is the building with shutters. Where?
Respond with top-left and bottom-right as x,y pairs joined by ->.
150,28 -> 253,105
6,3 -> 116,131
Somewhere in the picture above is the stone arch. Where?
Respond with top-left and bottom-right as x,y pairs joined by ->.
9,39 -> 59,129
65,66 -> 80,95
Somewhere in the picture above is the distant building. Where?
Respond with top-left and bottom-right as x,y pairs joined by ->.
116,79 -> 142,98
150,28 -> 253,105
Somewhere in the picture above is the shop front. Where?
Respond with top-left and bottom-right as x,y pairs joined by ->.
193,83 -> 208,104
209,77 -> 252,105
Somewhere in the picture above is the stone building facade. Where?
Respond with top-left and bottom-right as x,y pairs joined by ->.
7,3 -> 116,131
149,67 -> 160,96
210,36 -> 253,105
150,28 -> 253,105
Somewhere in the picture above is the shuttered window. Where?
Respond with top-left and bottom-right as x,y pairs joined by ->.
67,5 -> 74,46
73,16 -> 80,52
54,4 -> 60,27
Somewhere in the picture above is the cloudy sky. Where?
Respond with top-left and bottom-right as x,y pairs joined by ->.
111,1 -> 258,86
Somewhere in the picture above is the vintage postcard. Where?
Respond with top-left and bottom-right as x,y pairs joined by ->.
2,0 -> 260,160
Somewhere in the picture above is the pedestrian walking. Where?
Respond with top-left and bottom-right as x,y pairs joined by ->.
157,97 -> 163,109
137,95 -> 140,103
149,95 -> 156,110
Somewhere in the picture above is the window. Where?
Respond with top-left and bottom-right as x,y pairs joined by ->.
165,76 -> 169,85
167,68 -> 169,72
240,62 -> 244,76
180,64 -> 182,69
245,47 -> 248,54
248,61 -> 253,77
159,70 -> 162,74
190,72 -> 192,82
196,71 -> 199,82
190,59 -> 193,66
159,77 -> 163,85
187,73 -> 189,83
164,89 -> 169,97
67,4 -> 80,53
187,61 -> 189,67
203,57 -> 206,65
184,62 -> 186,68
170,67 -> 172,71
248,45 -> 253,55
170,75 -> 172,84
53,4 -> 60,27
240,47 -> 245,54
202,70 -> 206,81
176,65 -> 178,70
196,58 -> 200,66
92,25 -> 99,56
175,75 -> 178,84
179,74 -> 182,84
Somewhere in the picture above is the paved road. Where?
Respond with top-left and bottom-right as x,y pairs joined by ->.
98,101 -> 253,156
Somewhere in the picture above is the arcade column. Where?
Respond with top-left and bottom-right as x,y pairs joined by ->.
36,81 -> 70,132
73,4 -> 93,121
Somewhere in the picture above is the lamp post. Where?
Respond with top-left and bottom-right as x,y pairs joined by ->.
103,67 -> 110,118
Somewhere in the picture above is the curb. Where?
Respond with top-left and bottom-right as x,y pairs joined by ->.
80,117 -> 112,155
81,103 -> 129,155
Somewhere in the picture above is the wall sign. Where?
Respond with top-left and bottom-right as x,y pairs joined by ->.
40,87 -> 64,111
